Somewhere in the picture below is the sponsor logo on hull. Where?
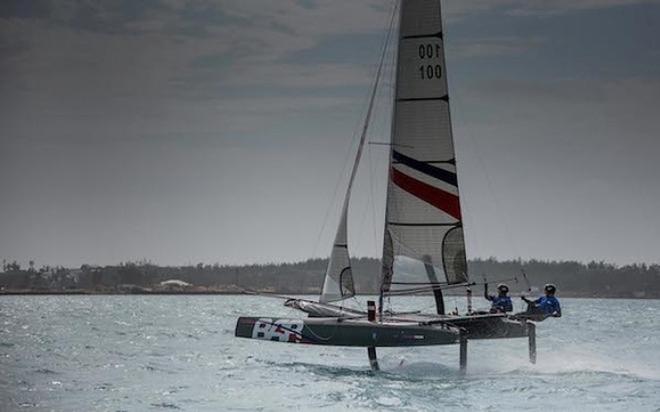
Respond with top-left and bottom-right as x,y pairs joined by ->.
252,318 -> 305,343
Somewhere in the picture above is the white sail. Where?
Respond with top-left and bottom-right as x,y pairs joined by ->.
319,14 -> 394,303
319,199 -> 355,303
381,0 -> 468,299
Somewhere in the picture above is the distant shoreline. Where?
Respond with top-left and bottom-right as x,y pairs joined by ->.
3,257 -> 659,299
1,290 -> 657,299
0,290 -> 239,296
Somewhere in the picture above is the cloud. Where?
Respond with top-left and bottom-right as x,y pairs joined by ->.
5,1 -> 391,42
0,1 -> 396,105
2,1 -> 660,266
455,75 -> 660,180
450,36 -> 546,58
0,0 -> 52,19
502,0 -> 660,16
443,0 -> 660,18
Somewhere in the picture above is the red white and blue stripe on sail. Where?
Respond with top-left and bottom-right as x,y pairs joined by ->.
391,150 -> 461,220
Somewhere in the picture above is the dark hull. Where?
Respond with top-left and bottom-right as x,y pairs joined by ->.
451,316 -> 530,340
235,314 -> 530,347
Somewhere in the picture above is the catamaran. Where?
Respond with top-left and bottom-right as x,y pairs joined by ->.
235,0 -> 547,371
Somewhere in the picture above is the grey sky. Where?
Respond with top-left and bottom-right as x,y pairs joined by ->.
1,0 -> 659,267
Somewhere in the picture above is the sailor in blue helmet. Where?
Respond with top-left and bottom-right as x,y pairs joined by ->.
522,283 -> 562,318
484,283 -> 513,313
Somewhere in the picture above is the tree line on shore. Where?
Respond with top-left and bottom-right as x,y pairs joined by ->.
1,257 -> 659,298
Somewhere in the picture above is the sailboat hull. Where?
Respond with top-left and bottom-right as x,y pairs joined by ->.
235,316 -> 461,347
453,316 -> 531,340
235,313 -> 532,347
235,315 -> 532,347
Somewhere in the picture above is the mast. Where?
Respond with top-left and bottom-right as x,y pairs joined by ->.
380,0 -> 468,314
319,8 -> 396,304
379,2 -> 403,315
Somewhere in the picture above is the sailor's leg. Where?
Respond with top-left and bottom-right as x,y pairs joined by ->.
528,322 -> 537,364
367,347 -> 380,371
459,332 -> 468,373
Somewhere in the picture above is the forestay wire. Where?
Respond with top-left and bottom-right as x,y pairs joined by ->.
345,0 -> 399,309
310,1 -> 399,268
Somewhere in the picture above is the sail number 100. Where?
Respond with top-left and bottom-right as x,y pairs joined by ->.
419,65 -> 442,80
418,44 -> 442,80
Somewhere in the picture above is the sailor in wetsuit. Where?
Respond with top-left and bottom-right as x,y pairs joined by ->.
484,283 -> 513,313
522,283 -> 562,318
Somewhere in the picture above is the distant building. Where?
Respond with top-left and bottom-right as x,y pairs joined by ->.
159,279 -> 193,291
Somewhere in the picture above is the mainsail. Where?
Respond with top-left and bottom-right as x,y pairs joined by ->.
381,0 -> 469,304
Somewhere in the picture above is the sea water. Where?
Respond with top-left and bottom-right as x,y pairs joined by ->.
1,296 -> 658,411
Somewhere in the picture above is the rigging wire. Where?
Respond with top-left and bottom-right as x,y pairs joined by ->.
368,4 -> 400,259
310,100 -> 370,261
380,4 -> 402,316
313,0 -> 396,311
347,3 -> 400,311
312,0 -> 398,265
349,0 -> 399,309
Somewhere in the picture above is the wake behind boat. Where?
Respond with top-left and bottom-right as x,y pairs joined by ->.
235,0 -> 554,371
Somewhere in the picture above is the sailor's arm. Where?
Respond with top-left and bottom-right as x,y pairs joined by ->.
484,283 -> 492,301
553,301 -> 562,317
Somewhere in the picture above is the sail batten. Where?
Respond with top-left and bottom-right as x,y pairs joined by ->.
381,0 -> 469,299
